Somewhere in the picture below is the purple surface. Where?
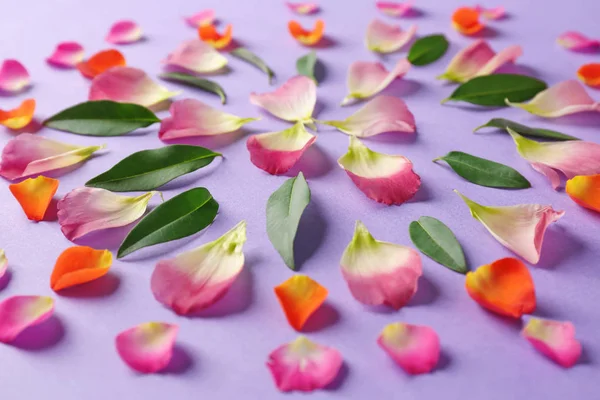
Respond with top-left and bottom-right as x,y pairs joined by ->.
1,0 -> 599,398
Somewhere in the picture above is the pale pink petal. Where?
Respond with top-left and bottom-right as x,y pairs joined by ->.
185,9 -> 215,28
0,295 -> 54,343
286,2 -> 319,14
106,20 -> 143,44
151,221 -> 246,315
366,19 -> 417,54
342,58 -> 411,105
376,1 -> 413,17
164,39 -> 228,74
0,60 -> 30,93
474,5 -> 506,20
557,31 -> 600,51
0,134 -> 104,181
340,221 -> 422,309
250,76 -> 316,124
115,322 -> 178,373
378,322 -> 440,374
522,318 -> 581,368
267,336 -> 343,392
0,249 -> 7,279
46,42 -> 85,68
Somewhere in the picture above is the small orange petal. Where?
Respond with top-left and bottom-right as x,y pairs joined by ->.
0,99 -> 36,130
465,257 -> 536,318
566,174 -> 600,212
9,176 -> 59,221
51,246 -> 112,291
452,7 -> 484,35
577,63 -> 600,87
274,275 -> 328,330
77,49 -> 126,79
198,23 -> 233,49
288,19 -> 325,45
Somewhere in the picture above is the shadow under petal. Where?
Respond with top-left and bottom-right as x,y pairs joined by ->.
408,274 -> 439,307
311,35 -> 338,49
74,222 -> 138,250
536,226 -> 585,270
285,144 -> 333,179
42,198 -> 59,222
160,344 -> 196,374
324,362 -> 349,391
11,314 -> 65,351
162,130 -> 246,149
409,181 -> 433,203
381,78 -> 422,98
57,273 -> 121,298
302,302 -> 340,333
314,59 -> 327,84
0,269 -> 12,291
293,200 -> 327,270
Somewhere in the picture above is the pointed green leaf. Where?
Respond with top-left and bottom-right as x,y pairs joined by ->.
296,51 -> 318,84
408,34 -> 449,66
159,73 -> 227,104
266,172 -> 311,270
409,217 -> 467,274
474,118 -> 579,141
231,47 -> 275,84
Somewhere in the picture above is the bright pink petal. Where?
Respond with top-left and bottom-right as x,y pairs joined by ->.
115,322 -> 178,373
185,9 -> 215,27
0,249 -> 7,279
286,2 -> 319,14
164,39 -> 228,74
474,5 -> 506,20
106,20 -> 143,44
366,19 -> 417,53
557,31 -> 600,51
378,322 -> 440,374
522,318 -> 581,368
376,1 -> 413,17
342,58 -> 410,105
0,59 -> 30,94
250,76 -> 316,123
0,295 -> 54,343
46,42 -> 85,68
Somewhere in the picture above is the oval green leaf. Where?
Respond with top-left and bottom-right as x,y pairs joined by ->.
44,100 -> 160,136
266,172 -> 311,270
159,72 -> 227,104
409,216 -> 467,274
296,51 -> 318,84
474,118 -> 579,141
86,145 -> 221,192
442,74 -> 547,106
117,187 -> 219,258
434,151 -> 531,189
408,34 -> 449,66
231,47 -> 275,84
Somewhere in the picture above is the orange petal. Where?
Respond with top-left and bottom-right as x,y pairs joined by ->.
9,176 -> 59,221
0,99 -> 35,130
577,63 -> 600,87
198,23 -> 233,49
288,19 -> 325,45
77,49 -> 126,79
465,257 -> 536,318
452,7 -> 484,35
50,246 -> 112,291
274,274 -> 328,330
566,174 -> 600,212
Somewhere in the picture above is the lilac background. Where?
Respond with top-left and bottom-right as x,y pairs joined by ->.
1,0 -> 599,398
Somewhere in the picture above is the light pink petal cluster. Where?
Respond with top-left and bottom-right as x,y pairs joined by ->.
342,59 -> 410,105
365,19 -> 417,53
164,39 -> 228,74
250,76 -> 317,124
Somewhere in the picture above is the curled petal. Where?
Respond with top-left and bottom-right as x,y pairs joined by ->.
0,134 -> 103,181
286,2 -> 319,14
164,39 -> 228,74
185,9 -> 215,28
522,318 -> 581,368
0,249 -> 7,279
77,49 -> 126,79
57,188 -> 156,241
378,322 -> 440,374
338,136 -> 420,205
452,7 -> 484,35
274,275 -> 328,330
51,246 -> 112,291
577,63 -> 600,87
267,336 -> 342,392
342,58 -> 410,106
198,24 -> 233,49
288,19 -> 325,46
247,122 -> 316,175
0,98 -> 35,130
9,176 -> 59,221
46,42 -> 85,68
0,59 -> 30,94
366,19 -> 417,54
106,20 -> 143,44
557,31 -> 600,51
250,75 -> 316,123
151,221 -> 247,315
340,221 -> 422,309
566,174 -> 600,212
474,5 -> 506,20
116,322 -> 178,373
456,190 -> 564,264
0,295 -> 54,343
376,1 -> 413,17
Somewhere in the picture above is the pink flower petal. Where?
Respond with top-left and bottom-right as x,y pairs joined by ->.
366,19 -> 417,54
46,42 -> 84,68
247,122 -> 316,175
0,295 -> 54,343
342,58 -> 410,105
286,2 -> 319,14
474,5 -> 506,20
151,221 -> 246,315
164,39 -> 228,74
267,336 -> 343,392
378,322 -> 440,374
0,134 -> 104,181
106,20 -> 143,44
340,221 -> 422,309
115,322 -> 178,373
0,59 -> 30,94
89,66 -> 178,108
376,1 -> 413,17
522,318 -> 582,368
184,9 -> 215,28
338,136 -> 420,205
0,249 -> 7,279
250,76 -> 316,124
557,31 -> 600,51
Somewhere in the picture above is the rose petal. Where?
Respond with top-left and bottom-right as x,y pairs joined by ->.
566,174 -> 600,212
455,190 -> 564,264
378,322 -> 440,374
267,336 -> 343,392
0,134 -> 104,181
340,221 -> 422,309
338,136 -> 420,205
106,20 -> 143,44
577,63 -> 600,87
341,58 -> 411,106
0,59 -> 30,94
274,275 -> 328,330
557,31 -> 600,51
46,42 -> 85,68
474,5 -> 506,20
164,39 -> 228,74
366,19 -> 417,54
115,322 -> 178,373
246,122 -> 316,175
198,23 -> 233,49
250,75 -> 316,124
0,295 -> 54,343
57,188 -> 156,241
185,9 -> 215,28
77,49 -> 126,79
522,318 -> 582,368
376,1 -> 413,17
452,7 -> 484,35
0,98 -> 35,130
0,249 -> 7,279
151,221 -> 247,315
89,66 -> 178,107
9,176 -> 59,221
50,246 -> 112,291
288,19 -> 325,46
286,2 -> 319,14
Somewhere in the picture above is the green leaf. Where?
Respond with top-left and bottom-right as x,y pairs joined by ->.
442,74 -> 547,106
407,34 -> 449,66
44,100 -> 160,136
474,118 -> 579,141
296,51 -> 318,84
266,172 -> 311,270
409,217 -> 467,274
159,73 -> 227,104
231,47 -> 275,84
86,145 -> 221,192
117,187 -> 218,258
434,151 -> 531,189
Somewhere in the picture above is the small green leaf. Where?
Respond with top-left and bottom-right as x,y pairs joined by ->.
266,172 -> 311,270
44,100 -> 160,136
86,145 -> 221,192
231,47 -> 275,84
434,151 -> 531,189
474,118 -> 579,141
409,217 -> 467,274
159,73 -> 227,104
117,187 -> 218,258
408,34 -> 449,66
442,74 -> 548,106
296,51 -> 318,84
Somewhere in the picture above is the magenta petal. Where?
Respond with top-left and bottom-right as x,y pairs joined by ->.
0,250 -> 7,279
376,1 -> 413,17
0,295 -> 54,343
115,322 -> 178,373
378,322 -> 441,374
185,9 -> 215,27
474,5 -> 506,20
106,20 -> 143,44
522,318 -> 582,368
557,31 -> 600,51
46,42 -> 85,68
0,59 -> 30,94
286,2 -> 319,14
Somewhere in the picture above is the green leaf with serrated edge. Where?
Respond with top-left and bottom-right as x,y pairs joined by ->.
296,51 -> 318,84
86,145 -> 221,192
409,217 -> 467,274
474,118 -> 579,141
408,34 -> 449,66
159,73 -> 227,104
231,47 -> 275,84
